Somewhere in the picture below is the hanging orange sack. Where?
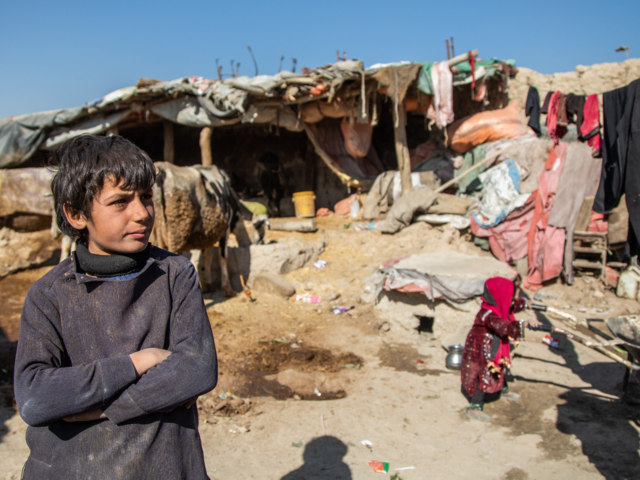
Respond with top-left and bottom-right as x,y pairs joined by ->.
447,103 -> 532,154
341,121 -> 373,158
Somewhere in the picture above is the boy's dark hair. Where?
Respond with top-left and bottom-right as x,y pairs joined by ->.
50,135 -> 156,240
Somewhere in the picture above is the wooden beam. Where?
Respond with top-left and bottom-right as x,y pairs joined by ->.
393,101 -> 411,197
447,49 -> 478,68
199,127 -> 213,166
163,121 -> 175,164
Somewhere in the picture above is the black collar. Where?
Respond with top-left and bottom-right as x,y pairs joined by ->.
74,241 -> 151,278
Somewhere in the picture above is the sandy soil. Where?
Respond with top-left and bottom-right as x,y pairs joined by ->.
1,219 -> 640,479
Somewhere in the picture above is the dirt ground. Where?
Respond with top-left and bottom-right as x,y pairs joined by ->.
1,218 -> 640,479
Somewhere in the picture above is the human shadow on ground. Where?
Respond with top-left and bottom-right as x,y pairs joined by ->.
280,436 -> 352,480
515,301 -> 640,479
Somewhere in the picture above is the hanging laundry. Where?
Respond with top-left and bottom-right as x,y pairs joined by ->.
523,143 -> 568,291
540,91 -> 553,114
426,61 -> 454,129
580,94 -> 602,157
556,93 -> 568,127
525,87 -> 542,136
547,143 -> 602,284
565,93 -> 586,133
546,92 -> 568,144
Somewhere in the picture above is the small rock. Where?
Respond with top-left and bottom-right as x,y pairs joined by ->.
252,274 -> 296,298
326,292 -> 341,302
593,290 -> 604,298
378,321 -> 391,332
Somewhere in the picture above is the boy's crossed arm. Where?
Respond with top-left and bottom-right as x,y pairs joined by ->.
62,348 -> 172,422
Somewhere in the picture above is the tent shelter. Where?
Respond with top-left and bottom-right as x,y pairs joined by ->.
0,54 -> 517,212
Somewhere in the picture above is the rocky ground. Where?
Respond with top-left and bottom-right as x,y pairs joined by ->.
1,218 -> 640,479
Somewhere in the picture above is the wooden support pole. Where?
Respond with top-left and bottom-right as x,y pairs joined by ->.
163,121 -> 175,164
200,127 -> 213,166
393,101 -> 412,197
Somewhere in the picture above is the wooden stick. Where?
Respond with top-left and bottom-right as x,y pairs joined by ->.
200,127 -> 213,166
434,148 -> 501,193
393,101 -> 411,197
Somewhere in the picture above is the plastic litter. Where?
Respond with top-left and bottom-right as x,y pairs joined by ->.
543,334 -> 560,348
291,441 -> 303,448
294,294 -> 322,304
361,440 -> 373,448
332,306 -> 355,315
314,259 -> 328,269
314,387 -> 322,397
395,467 -> 415,471
368,461 -> 389,473
290,343 -> 300,349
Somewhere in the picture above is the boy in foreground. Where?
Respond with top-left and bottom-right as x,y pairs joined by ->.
14,135 -> 217,479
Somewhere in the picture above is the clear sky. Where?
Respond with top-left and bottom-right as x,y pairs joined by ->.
1,0 -> 638,118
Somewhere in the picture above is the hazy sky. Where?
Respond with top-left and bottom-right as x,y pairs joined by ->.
1,0 -> 638,118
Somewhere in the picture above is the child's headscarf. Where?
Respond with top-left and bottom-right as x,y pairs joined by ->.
481,277 -> 516,322
480,277 -> 517,369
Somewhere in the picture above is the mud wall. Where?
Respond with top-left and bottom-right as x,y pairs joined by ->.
508,58 -> 640,123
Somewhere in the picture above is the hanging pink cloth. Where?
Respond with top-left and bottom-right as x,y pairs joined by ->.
523,143 -> 568,291
426,62 -> 454,128
581,94 -> 602,157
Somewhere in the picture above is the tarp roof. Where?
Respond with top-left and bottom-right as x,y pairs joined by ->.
0,57 -> 516,187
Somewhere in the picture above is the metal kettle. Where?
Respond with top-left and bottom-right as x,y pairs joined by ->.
445,345 -> 464,371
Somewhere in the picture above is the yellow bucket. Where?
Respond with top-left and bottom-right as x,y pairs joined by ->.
292,191 -> 316,218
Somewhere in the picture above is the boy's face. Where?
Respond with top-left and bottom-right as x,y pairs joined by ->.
65,175 -> 154,255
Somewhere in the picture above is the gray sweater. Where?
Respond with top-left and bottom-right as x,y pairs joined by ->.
14,247 -> 217,479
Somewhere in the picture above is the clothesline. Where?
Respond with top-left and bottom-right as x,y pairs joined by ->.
495,70 -> 613,96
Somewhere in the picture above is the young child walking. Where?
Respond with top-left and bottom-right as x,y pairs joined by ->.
461,276 -> 538,423
14,135 -> 218,479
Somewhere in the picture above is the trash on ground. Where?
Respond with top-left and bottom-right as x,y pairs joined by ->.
314,259 -> 328,269
361,440 -> 373,449
543,335 -> 560,348
394,466 -> 415,471
340,363 -> 361,370
291,441 -> 303,448
294,294 -> 322,304
368,461 -> 390,473
314,387 -> 322,396
332,306 -> 355,315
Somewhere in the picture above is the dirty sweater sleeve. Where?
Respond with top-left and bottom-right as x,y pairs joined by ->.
484,313 -> 521,339
14,286 -> 138,427
102,262 -> 217,424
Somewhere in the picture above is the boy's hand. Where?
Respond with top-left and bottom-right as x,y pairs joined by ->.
129,348 -> 172,377
63,409 -> 106,422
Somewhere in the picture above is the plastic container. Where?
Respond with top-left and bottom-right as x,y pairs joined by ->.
616,266 -> 640,299
292,191 -> 316,218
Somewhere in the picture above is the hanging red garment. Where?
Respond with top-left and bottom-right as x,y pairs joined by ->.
581,94 -> 602,157
523,143 -> 568,291
546,92 -> 568,144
